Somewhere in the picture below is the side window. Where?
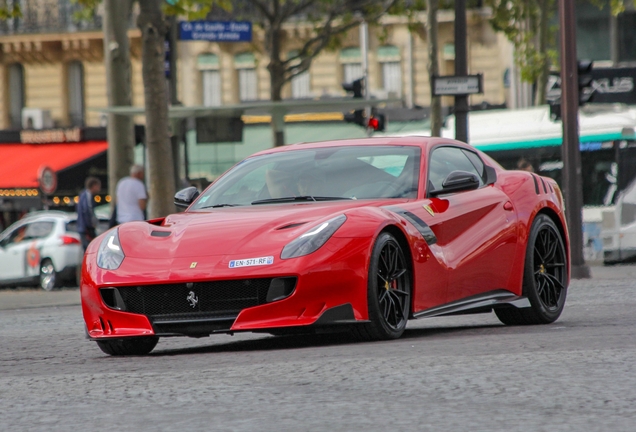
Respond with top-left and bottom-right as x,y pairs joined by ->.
3,225 -> 28,246
428,146 -> 484,192
24,221 -> 55,239
462,149 -> 486,181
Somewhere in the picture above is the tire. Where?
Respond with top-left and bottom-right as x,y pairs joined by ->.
495,214 -> 568,325
96,337 -> 159,356
39,259 -> 59,291
352,232 -> 411,341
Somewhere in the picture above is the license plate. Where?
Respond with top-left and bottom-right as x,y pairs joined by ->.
229,256 -> 274,268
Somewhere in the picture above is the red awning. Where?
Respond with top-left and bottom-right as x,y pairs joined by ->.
0,141 -> 108,188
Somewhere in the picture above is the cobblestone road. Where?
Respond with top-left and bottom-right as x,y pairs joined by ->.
1,265 -> 636,431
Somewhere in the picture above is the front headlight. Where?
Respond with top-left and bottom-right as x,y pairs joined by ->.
281,214 -> 347,259
97,228 -> 125,270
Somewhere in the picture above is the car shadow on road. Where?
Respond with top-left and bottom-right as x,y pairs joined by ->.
148,323 -> 506,357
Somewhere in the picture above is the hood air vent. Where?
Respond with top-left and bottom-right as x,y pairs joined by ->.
277,222 -> 308,230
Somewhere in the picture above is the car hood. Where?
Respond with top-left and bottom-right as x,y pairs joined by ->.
117,200 -> 401,259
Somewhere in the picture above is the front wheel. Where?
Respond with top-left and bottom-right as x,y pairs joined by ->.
353,232 -> 411,341
39,259 -> 58,291
495,214 -> 568,325
96,337 -> 159,356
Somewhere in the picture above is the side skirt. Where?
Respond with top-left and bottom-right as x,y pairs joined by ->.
412,290 -> 531,319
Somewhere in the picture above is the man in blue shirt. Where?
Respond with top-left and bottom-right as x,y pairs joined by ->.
76,176 -> 101,251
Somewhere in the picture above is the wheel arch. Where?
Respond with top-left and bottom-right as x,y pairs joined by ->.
535,207 -> 569,260
379,224 -> 415,318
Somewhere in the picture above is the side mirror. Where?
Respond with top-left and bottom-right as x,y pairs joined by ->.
174,187 -> 200,208
430,170 -> 480,197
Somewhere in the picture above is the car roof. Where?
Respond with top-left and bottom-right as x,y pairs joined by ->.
18,211 -> 76,223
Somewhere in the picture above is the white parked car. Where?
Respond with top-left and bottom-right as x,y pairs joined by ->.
0,211 -> 108,290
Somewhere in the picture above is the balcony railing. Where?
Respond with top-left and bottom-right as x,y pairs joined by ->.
0,0 -> 140,36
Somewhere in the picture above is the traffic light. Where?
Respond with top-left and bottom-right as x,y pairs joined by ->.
344,109 -> 365,127
577,60 -> 594,105
367,109 -> 386,132
342,78 -> 365,127
342,78 -> 364,98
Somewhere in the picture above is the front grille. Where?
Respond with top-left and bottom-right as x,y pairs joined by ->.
101,278 -> 276,319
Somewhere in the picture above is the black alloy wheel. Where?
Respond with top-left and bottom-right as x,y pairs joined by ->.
353,232 -> 411,341
496,214 -> 568,325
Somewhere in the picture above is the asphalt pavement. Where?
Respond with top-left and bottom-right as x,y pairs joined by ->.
0,287 -> 80,310
3,262 -> 636,431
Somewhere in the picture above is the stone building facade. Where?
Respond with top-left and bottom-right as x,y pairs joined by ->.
0,2 -> 512,131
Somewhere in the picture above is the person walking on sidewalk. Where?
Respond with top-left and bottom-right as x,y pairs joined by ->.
76,176 -> 101,251
115,164 -> 148,224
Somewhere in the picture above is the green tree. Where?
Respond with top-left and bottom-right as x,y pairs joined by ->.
486,0 -> 634,106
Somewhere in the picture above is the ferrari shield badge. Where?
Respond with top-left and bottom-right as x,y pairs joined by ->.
423,204 -> 435,216
190,262 -> 197,268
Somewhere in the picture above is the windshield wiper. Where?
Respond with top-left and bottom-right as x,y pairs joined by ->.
251,196 -> 352,205
199,203 -> 241,209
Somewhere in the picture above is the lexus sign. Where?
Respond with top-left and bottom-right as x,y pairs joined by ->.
547,67 -> 636,105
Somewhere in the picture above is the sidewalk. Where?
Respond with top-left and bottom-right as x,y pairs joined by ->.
0,288 -> 80,311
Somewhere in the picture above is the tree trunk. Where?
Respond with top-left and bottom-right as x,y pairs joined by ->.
427,0 -> 443,137
267,26 -> 286,147
103,0 -> 135,201
534,0 -> 550,106
167,15 -> 183,192
138,0 -> 176,218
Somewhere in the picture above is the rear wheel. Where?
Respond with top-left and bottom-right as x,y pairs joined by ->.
495,214 -> 568,325
353,232 -> 411,341
96,337 -> 159,356
39,259 -> 58,291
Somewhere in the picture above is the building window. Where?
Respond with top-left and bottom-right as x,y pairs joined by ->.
287,51 -> 311,99
340,47 -> 363,85
381,62 -> 402,97
198,53 -> 221,106
8,64 -> 25,129
67,61 -> 85,126
291,71 -> 311,99
378,46 -> 402,98
234,52 -> 257,102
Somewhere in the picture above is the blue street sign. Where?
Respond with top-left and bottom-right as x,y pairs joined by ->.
179,21 -> 252,42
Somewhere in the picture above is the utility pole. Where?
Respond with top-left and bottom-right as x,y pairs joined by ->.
454,0 -> 468,143
103,0 -> 135,201
427,0 -> 442,137
360,19 -> 371,136
558,0 -> 590,279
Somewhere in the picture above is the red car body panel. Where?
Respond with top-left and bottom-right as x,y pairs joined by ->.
81,137 -> 570,340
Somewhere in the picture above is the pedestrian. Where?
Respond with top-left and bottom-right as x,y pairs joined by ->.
115,164 -> 148,224
76,176 -> 101,251
517,158 -> 534,173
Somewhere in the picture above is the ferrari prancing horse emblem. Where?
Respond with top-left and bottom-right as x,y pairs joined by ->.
187,291 -> 198,308
190,262 -> 197,268
423,205 -> 435,216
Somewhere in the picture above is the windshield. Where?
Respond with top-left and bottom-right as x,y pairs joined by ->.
190,145 -> 421,209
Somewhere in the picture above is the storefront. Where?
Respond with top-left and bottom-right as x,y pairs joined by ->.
0,127 -> 110,230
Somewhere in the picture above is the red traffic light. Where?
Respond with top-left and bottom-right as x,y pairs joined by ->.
367,114 -> 385,132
